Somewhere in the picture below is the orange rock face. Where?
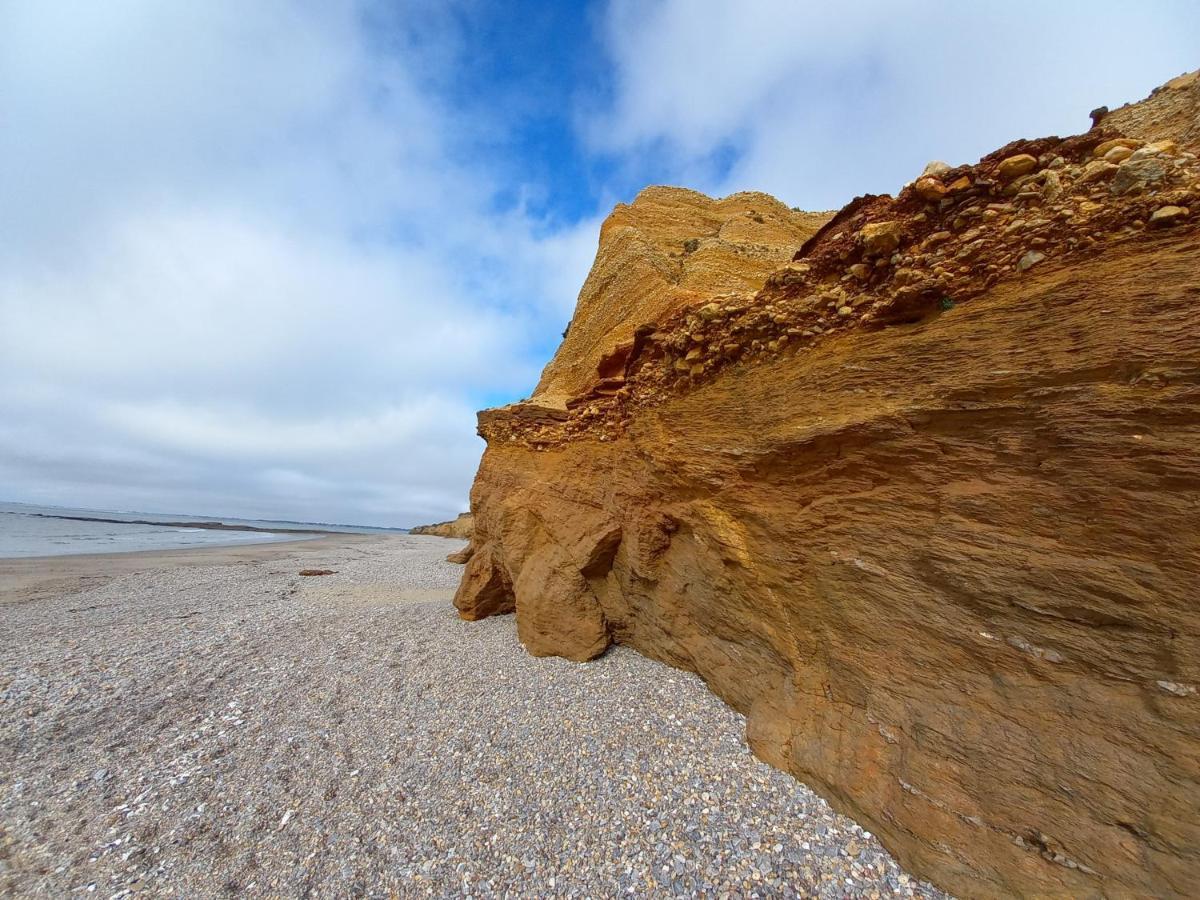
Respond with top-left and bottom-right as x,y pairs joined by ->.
409,512 -> 473,540
454,72 -> 1200,897
537,186 -> 831,406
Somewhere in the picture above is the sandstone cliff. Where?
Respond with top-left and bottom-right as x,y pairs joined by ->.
409,512 -> 473,540
536,186 -> 830,406
454,72 -> 1200,898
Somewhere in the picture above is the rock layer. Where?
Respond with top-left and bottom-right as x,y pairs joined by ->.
537,187 -> 831,405
454,73 -> 1200,897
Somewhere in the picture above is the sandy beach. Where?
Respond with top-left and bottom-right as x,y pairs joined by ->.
1,534 -> 945,898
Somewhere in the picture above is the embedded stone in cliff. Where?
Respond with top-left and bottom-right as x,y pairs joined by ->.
596,341 -> 635,380
996,153 -> 1038,181
1078,159 -> 1118,183
1103,144 -> 1136,163
913,176 -> 948,201
1150,205 -> 1191,227
1092,137 -> 1142,157
1111,156 -> 1170,194
454,544 -> 514,620
858,220 -> 903,257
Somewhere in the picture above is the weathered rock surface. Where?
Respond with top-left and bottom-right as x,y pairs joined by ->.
537,186 -> 831,405
409,512 -> 473,540
444,545 -> 473,565
454,72 -> 1200,897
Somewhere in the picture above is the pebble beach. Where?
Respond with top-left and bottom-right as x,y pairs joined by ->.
0,534 -> 947,898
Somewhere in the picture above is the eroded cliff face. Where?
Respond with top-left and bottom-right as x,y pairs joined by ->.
409,512 -> 473,540
535,186 -> 831,405
454,73 -> 1200,898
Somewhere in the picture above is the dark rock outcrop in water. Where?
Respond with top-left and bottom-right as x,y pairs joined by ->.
453,72 -> 1200,898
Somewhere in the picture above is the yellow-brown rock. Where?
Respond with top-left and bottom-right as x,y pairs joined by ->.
1148,204 -> 1190,227
914,175 -> 948,201
454,72 -> 1200,898
996,153 -> 1038,181
535,187 -> 830,405
409,512 -> 473,539
1092,137 -> 1143,158
858,220 -> 903,256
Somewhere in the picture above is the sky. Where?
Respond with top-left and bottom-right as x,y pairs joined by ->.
1,1 -> 1197,527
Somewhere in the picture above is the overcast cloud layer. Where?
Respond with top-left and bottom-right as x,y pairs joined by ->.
2,1 -> 1197,526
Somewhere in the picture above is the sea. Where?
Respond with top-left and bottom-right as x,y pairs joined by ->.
0,501 -> 405,559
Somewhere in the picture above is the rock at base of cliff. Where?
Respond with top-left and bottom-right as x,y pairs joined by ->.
446,545 -> 473,565
513,548 -> 610,662
454,544 -> 514,620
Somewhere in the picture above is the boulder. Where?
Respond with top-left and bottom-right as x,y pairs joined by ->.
913,176 -> 948,201
1092,137 -> 1142,157
1148,205 -> 1190,228
1078,159 -> 1118,183
858,220 -> 903,257
996,153 -> 1038,181
1111,157 -> 1169,194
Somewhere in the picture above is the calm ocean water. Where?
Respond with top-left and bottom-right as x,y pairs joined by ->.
0,501 -> 404,559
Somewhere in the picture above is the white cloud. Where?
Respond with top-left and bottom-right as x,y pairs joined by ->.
0,0 -> 595,526
4,0 -> 1195,527
592,0 -> 1200,210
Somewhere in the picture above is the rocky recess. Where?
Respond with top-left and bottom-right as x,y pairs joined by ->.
454,72 -> 1200,898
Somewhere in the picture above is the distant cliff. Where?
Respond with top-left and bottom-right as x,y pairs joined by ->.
409,513 -> 473,540
453,70 -> 1200,898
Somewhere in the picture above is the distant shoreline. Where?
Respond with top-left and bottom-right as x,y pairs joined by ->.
26,512 -> 331,535
0,532 -> 396,605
